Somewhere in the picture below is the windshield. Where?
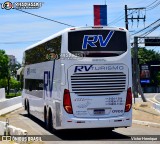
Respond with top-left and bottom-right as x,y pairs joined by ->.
68,30 -> 127,57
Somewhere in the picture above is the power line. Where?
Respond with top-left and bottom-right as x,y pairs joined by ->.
108,10 -> 137,26
141,24 -> 160,36
15,9 -> 75,27
0,2 -> 75,27
146,0 -> 159,7
108,0 -> 157,26
146,0 -> 160,10
108,0 -> 160,26
131,18 -> 160,35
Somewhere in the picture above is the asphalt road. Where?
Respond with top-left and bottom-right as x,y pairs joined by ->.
0,108 -> 160,143
154,94 -> 160,102
144,93 -> 160,103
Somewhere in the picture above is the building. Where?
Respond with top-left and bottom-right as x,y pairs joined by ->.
7,55 -> 16,65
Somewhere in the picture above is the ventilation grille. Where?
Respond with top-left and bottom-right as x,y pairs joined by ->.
71,72 -> 126,96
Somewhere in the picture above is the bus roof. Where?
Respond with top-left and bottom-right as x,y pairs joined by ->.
24,26 -> 127,52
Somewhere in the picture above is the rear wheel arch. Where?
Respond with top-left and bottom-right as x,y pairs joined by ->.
49,107 -> 56,132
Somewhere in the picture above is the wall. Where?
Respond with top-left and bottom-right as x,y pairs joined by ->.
0,88 -> 5,101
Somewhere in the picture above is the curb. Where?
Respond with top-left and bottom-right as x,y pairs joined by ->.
133,120 -> 160,128
0,103 -> 22,116
133,107 -> 160,116
147,99 -> 160,113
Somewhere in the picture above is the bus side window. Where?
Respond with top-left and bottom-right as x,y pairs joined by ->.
29,84 -> 32,91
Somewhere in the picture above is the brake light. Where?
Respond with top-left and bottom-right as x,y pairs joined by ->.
125,87 -> 132,112
63,89 -> 73,114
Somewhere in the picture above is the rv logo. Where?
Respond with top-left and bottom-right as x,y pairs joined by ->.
82,31 -> 114,50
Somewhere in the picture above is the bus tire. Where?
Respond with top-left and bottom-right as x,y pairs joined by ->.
44,107 -> 49,129
24,99 -> 27,110
27,102 -> 30,118
48,109 -> 56,133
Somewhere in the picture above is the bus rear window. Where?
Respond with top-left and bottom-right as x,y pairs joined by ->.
68,30 -> 127,57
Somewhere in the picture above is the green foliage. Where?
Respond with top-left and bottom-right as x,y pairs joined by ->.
10,77 -> 21,91
6,92 -> 21,98
132,47 -> 160,86
0,50 -> 9,79
10,62 -> 21,78
137,47 -> 160,65
0,77 -> 21,91
0,78 -> 7,89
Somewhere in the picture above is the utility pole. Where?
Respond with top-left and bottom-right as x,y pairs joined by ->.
133,37 -> 147,102
124,5 -> 146,30
125,5 -> 146,101
125,5 -> 128,30
133,37 -> 139,100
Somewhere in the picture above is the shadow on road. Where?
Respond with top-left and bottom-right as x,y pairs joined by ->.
20,113 -> 130,140
54,129 -> 130,140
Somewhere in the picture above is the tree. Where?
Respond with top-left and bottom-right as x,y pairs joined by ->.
10,77 -> 21,95
10,62 -> 21,78
137,47 -> 160,65
0,78 -> 7,89
0,50 -> 9,79
133,47 -> 160,87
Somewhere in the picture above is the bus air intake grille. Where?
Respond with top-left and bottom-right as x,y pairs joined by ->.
71,72 -> 126,96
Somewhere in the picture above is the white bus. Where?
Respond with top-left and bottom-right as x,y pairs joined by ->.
22,26 -> 132,132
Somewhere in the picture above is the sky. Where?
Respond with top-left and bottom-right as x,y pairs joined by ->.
0,0 -> 160,63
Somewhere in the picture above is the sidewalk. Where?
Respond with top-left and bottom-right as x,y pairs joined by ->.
132,97 -> 160,128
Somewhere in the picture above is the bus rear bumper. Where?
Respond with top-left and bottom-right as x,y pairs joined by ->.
59,113 -> 132,129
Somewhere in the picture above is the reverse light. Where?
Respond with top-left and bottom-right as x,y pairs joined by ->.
125,87 -> 132,112
63,89 -> 73,114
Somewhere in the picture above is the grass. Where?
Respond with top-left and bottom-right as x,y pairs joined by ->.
6,92 -> 21,98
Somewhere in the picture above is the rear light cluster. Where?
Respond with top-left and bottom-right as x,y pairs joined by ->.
125,87 -> 132,112
63,88 -> 132,114
63,89 -> 73,114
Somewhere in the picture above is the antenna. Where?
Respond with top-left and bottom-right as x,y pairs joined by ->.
105,0 -> 106,5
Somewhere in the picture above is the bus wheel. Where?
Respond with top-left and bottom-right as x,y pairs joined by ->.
44,108 -> 49,129
24,99 -> 27,110
48,109 -> 56,133
27,102 -> 30,118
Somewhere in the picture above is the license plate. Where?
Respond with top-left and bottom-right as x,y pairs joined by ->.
94,109 -> 105,115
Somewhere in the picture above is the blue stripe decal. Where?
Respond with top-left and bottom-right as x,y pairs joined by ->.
44,60 -> 55,98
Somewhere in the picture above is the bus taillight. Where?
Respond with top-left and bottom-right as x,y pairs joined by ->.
125,87 -> 132,112
63,89 -> 73,114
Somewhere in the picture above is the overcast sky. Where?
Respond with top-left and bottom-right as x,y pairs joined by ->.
0,0 -> 160,63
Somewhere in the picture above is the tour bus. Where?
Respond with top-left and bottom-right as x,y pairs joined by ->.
22,26 -> 132,131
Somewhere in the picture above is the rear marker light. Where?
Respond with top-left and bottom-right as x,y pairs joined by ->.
119,28 -> 124,30
70,28 -> 76,30
125,87 -> 132,112
114,120 -> 122,122
77,121 -> 85,123
63,89 -> 73,114
92,26 -> 103,28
